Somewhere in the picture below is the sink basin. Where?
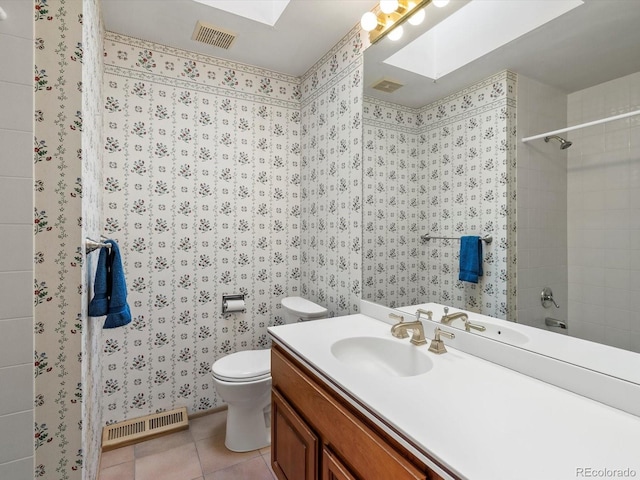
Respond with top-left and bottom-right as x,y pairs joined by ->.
330,337 -> 433,377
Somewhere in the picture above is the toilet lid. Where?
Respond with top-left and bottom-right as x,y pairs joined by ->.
281,296 -> 328,317
211,349 -> 270,382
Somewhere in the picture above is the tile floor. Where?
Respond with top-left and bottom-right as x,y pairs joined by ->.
98,409 -> 276,480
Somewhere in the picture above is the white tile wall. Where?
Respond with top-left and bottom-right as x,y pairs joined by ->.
0,318 -> 32,368
567,70 -> 640,353
0,272 -> 32,320
0,130 -> 31,178
0,1 -> 33,38
0,411 -> 33,465
516,75 -> 568,330
0,34 -> 33,85
0,2 -> 34,476
0,365 -> 33,416
0,178 -> 33,224
0,82 -> 32,131
0,458 -> 33,480
0,225 -> 31,271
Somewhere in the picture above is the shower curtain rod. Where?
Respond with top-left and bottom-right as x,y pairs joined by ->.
521,108 -> 640,143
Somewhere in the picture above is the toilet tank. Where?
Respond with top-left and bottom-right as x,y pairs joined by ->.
281,296 -> 328,323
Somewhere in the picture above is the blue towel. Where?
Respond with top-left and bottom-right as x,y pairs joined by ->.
88,240 -> 132,329
88,245 -> 109,317
459,236 -> 483,284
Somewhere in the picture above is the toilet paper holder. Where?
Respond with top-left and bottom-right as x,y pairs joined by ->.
222,294 -> 246,314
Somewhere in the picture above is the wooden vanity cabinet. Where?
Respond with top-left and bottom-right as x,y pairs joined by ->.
271,388 -> 318,480
322,447 -> 357,480
271,345 -> 445,480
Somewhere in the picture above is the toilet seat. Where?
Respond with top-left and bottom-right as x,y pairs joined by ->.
211,349 -> 271,383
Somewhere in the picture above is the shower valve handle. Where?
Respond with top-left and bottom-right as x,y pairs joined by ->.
541,287 -> 559,309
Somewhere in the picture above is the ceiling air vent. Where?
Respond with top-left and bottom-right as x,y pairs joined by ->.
371,78 -> 404,93
192,20 -> 236,49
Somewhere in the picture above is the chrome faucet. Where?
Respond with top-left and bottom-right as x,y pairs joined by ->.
389,313 -> 427,346
440,307 -> 486,333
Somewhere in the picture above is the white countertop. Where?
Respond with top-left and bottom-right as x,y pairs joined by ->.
269,314 -> 640,480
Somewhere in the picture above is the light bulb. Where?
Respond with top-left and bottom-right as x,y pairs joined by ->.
408,7 -> 425,25
360,12 -> 379,32
387,25 -> 403,41
380,0 -> 399,14
432,0 -> 449,7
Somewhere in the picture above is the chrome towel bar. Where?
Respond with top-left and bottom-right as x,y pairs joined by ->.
421,234 -> 492,244
85,237 -> 111,254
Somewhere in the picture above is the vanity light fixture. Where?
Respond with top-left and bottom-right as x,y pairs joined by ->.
380,0 -> 401,14
407,7 -> 426,25
387,25 -> 404,41
360,0 -> 432,45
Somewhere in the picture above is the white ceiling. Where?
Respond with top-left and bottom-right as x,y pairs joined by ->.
101,0 -> 378,77
102,0 -> 640,106
384,0 -> 585,82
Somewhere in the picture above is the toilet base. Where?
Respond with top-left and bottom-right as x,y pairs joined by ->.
224,404 -> 271,452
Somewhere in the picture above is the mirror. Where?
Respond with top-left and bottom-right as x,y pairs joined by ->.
361,0 -> 640,369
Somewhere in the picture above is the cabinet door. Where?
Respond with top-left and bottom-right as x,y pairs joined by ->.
271,388 -> 319,480
322,447 -> 357,480
272,346 -> 429,480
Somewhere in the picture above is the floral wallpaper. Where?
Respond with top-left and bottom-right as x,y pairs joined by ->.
299,25 -> 365,317
363,71 -> 517,319
419,71 -> 517,319
506,76 -> 518,323
34,0 -> 104,478
362,98 -> 421,308
101,32 -> 301,422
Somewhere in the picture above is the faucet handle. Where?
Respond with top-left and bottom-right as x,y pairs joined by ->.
541,287 -> 560,309
437,328 -> 455,340
428,327 -> 455,354
444,306 -> 449,315
465,320 -> 486,333
389,313 -> 404,323
415,309 -> 433,321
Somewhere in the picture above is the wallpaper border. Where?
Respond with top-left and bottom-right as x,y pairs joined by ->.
105,31 -> 300,84
105,64 -> 300,109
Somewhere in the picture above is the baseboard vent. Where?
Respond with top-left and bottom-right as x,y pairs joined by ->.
102,407 -> 189,451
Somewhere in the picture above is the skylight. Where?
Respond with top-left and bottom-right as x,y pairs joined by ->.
192,0 -> 291,27
384,0 -> 584,80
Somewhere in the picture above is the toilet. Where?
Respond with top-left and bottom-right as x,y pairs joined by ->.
211,296 -> 328,452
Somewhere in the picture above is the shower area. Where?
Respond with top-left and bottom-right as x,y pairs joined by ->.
517,71 -> 640,354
